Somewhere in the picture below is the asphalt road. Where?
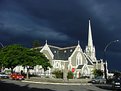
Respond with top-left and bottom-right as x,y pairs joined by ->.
0,79 -> 112,91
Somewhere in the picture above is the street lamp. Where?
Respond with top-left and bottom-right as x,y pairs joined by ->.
104,40 -> 119,52
104,40 -> 119,81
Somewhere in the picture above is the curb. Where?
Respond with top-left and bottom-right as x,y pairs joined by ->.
22,80 -> 92,85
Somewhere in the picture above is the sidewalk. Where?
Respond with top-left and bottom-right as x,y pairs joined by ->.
22,77 -> 92,85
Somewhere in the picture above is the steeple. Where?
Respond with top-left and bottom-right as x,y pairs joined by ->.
88,19 -> 93,47
85,19 -> 96,62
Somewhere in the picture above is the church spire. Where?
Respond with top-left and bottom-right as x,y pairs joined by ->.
85,19 -> 96,62
88,19 -> 93,47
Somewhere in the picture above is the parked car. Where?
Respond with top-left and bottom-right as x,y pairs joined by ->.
112,77 -> 121,90
10,73 -> 24,80
89,77 -> 106,84
0,73 -> 9,79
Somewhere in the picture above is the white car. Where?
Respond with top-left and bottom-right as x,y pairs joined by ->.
0,73 -> 9,79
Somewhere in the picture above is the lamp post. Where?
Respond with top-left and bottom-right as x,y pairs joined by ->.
104,40 -> 119,81
0,42 -> 4,72
104,40 -> 119,53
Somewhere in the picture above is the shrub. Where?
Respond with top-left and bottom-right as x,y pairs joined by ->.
67,71 -> 73,79
52,70 -> 63,78
93,69 -> 103,78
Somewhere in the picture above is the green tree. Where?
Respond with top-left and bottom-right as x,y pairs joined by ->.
93,69 -> 103,78
0,44 -> 25,69
32,40 -> 40,48
0,44 -> 51,79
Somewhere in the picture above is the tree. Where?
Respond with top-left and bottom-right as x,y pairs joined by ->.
0,44 -> 51,79
32,40 -> 40,48
93,69 -> 103,78
0,44 -> 25,69
113,70 -> 121,78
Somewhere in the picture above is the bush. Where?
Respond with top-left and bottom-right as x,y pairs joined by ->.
67,71 -> 73,79
52,70 -> 63,78
107,78 -> 114,84
93,69 -> 103,78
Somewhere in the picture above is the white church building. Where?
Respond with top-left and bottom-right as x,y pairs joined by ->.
13,20 -> 108,78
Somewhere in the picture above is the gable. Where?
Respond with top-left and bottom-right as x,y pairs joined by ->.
81,64 -> 91,76
41,50 -> 53,60
40,44 -> 54,59
70,45 -> 88,66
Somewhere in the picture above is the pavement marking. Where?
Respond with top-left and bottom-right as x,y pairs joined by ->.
22,80 -> 92,86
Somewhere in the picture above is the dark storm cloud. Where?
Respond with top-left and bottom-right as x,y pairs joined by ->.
0,0 -> 121,47
77,0 -> 121,51
0,0 -> 121,41
0,0 -> 74,44
0,0 -> 88,49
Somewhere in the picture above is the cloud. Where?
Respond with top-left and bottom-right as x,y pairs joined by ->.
0,0 -> 81,46
0,0 -> 121,45
79,0 -> 121,32
24,26 -> 71,41
0,0 -> 72,41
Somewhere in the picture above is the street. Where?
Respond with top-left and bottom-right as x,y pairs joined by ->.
0,79 -> 112,91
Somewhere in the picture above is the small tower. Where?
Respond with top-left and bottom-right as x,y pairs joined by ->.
85,19 -> 96,62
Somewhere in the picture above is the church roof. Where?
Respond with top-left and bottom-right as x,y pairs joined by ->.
77,65 -> 83,69
49,45 -> 76,60
83,53 -> 93,65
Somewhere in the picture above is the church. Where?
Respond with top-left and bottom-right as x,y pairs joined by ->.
13,19 -> 108,78
39,19 -> 107,78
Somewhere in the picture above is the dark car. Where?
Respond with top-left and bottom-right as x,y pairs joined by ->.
89,77 -> 106,84
112,77 -> 121,90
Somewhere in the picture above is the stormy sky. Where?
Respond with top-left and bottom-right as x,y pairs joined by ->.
0,0 -> 121,71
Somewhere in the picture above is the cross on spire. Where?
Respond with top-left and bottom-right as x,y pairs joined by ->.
78,40 -> 80,45
45,40 -> 48,44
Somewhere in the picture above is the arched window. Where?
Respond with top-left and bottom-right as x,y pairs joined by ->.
76,52 -> 82,66
82,65 -> 90,76
83,68 -> 88,76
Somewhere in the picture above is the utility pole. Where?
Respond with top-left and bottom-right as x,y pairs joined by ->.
0,42 -> 4,72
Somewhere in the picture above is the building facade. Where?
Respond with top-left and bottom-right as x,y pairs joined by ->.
39,20 -> 106,78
